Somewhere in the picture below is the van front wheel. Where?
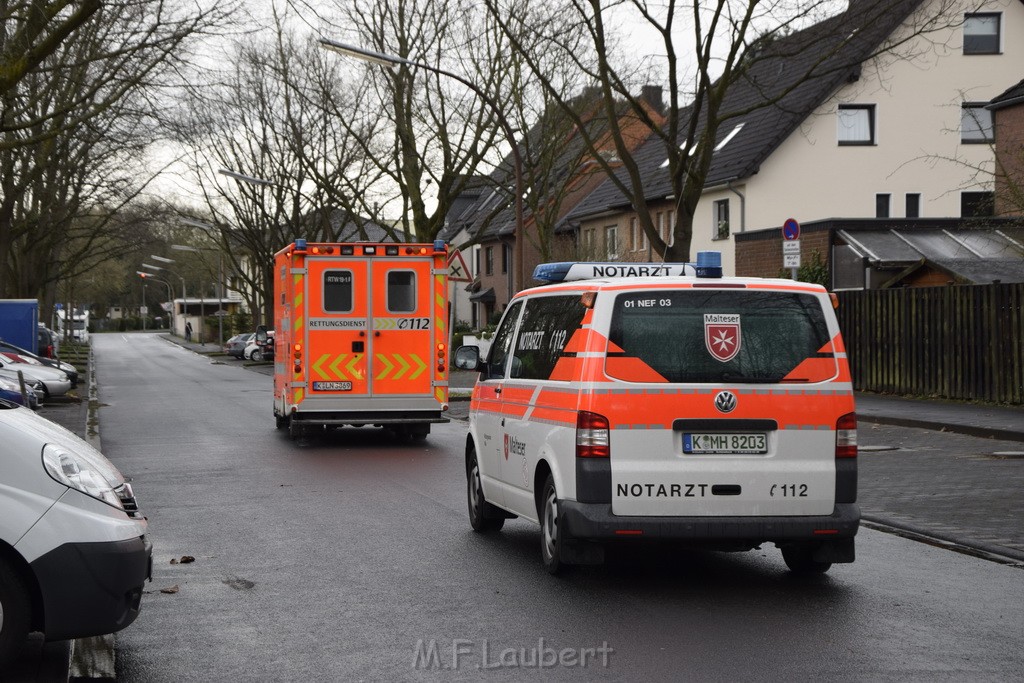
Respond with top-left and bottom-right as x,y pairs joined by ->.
0,558 -> 31,667
467,448 -> 504,533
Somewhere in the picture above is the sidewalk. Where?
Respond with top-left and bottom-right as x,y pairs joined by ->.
855,391 -> 1024,442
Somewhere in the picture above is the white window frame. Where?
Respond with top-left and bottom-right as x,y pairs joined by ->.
605,225 -> 618,260
961,103 -> 994,144
837,104 -> 876,145
963,13 -> 1001,55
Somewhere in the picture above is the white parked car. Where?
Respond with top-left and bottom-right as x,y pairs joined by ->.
0,356 -> 71,399
0,401 -> 151,665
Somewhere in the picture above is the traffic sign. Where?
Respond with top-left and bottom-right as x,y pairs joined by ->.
783,218 -> 800,241
782,240 -> 801,255
447,248 -> 472,282
784,253 -> 801,268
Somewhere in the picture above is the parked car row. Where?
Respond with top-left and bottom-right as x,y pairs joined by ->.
220,330 -> 274,362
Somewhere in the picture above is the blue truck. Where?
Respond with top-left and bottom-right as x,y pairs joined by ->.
0,299 -> 40,355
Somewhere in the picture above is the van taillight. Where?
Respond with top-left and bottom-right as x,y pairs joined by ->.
576,411 -> 610,458
836,412 -> 857,458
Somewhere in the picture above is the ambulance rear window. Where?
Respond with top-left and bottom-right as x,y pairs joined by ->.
323,270 -> 353,313
607,290 -> 834,384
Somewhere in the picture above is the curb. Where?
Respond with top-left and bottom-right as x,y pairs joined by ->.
70,346 -> 117,680
858,414 -> 1024,444
862,516 -> 1024,566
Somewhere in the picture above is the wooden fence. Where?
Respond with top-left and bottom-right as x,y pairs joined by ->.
836,283 -> 1024,405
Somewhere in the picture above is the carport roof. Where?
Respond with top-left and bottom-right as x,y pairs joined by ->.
837,227 -> 1024,284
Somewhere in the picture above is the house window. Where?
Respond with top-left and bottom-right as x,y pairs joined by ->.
875,193 -> 891,218
666,210 -> 675,246
629,217 -> 646,252
837,104 -> 875,145
501,244 -> 509,274
961,103 -> 994,144
961,191 -> 994,217
605,225 -> 618,260
582,227 -> 596,257
713,200 -> 730,240
906,193 -> 921,218
964,13 -> 1000,54
485,246 -> 493,275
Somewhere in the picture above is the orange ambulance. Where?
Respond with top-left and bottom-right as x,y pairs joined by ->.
265,239 -> 450,438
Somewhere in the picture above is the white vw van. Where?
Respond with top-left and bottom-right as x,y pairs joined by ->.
455,253 -> 859,574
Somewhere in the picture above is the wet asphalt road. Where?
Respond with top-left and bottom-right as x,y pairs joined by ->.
74,333 -> 1024,679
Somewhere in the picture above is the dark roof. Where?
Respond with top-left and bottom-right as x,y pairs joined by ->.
326,209 -> 409,242
568,0 -> 925,222
445,90 -> 648,243
988,78 -> 1024,111
839,226 -> 1024,284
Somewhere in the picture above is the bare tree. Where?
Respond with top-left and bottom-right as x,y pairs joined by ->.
0,0 -> 235,310
180,10 -> 381,325
0,0 -> 101,94
487,0 -> 970,261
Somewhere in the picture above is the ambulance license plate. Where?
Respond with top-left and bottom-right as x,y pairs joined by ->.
684,433 -> 767,454
312,381 -> 352,391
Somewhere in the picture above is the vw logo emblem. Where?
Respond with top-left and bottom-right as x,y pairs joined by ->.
715,391 -> 737,413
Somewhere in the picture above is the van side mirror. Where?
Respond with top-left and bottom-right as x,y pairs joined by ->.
255,325 -> 268,344
453,345 -> 481,371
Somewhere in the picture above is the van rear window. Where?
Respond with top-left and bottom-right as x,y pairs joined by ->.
607,290 -> 834,384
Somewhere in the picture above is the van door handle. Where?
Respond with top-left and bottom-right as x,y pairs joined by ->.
494,387 -> 501,395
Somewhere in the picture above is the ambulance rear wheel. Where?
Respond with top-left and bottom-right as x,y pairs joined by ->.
781,544 -> 832,575
467,448 -> 504,533
540,474 -> 564,575
275,412 -> 288,430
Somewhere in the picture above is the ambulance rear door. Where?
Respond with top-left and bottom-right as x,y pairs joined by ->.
369,257 -> 435,398
304,258 -> 371,402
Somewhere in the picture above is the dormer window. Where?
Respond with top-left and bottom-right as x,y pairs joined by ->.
963,13 -> 1000,55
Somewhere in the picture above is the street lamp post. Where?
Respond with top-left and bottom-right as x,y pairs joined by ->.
136,272 -> 173,330
318,38 -> 527,292
172,244 -> 226,346
143,258 -> 187,337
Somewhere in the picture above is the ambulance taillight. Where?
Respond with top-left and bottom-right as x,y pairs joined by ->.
576,411 -> 610,458
436,343 -> 446,373
836,412 -> 857,458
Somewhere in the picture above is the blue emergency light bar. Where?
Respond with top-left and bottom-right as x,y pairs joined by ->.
533,251 -> 722,283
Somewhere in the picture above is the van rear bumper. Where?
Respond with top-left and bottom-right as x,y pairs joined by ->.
30,536 -> 152,641
559,501 -> 860,542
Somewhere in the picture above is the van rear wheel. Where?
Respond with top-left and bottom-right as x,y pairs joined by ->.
0,558 -> 31,667
467,447 -> 504,532
781,544 -> 832,575
540,474 -> 564,575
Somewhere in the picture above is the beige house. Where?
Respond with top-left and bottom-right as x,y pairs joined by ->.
568,0 -> 1024,277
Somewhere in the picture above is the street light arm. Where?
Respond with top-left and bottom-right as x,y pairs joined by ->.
218,168 -> 274,187
318,36 -> 527,290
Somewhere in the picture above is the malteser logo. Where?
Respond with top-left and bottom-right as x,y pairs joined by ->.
504,434 -> 526,461
704,313 -> 741,362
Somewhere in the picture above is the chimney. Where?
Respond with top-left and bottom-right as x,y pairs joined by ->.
641,85 -> 663,114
